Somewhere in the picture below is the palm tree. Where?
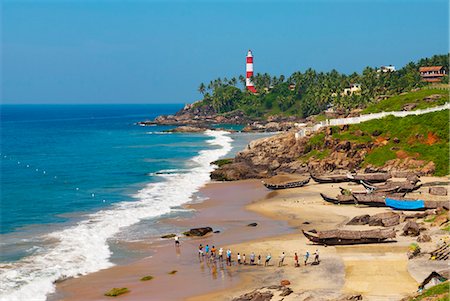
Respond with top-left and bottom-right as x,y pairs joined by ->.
198,83 -> 206,96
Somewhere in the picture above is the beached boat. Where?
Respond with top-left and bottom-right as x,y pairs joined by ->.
302,228 -> 396,245
311,174 -> 350,184
320,193 -> 356,205
347,172 -> 391,183
360,180 -> 422,193
262,177 -> 310,190
385,198 -> 425,210
353,193 -> 406,206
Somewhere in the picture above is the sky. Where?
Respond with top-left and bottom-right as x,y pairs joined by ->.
1,0 -> 449,104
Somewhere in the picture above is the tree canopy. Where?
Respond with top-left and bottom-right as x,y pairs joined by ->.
196,53 -> 449,118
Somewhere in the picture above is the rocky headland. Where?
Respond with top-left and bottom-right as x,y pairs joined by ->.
138,102 -> 304,132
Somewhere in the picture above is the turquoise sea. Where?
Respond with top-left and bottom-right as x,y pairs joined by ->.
0,104 -> 267,301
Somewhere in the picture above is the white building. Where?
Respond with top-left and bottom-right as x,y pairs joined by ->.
377,65 -> 396,73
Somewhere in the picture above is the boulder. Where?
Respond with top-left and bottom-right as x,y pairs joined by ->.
347,215 -> 370,225
247,223 -> 258,227
232,291 -> 273,301
279,287 -> 293,297
280,279 -> 291,286
183,227 -> 213,237
403,221 -> 420,236
417,234 -> 432,242
160,234 -> 176,239
402,103 -> 417,111
429,187 -> 448,196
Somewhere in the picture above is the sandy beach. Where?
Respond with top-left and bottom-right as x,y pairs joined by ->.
53,177 -> 449,301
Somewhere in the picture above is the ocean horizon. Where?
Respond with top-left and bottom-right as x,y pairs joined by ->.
0,104 -> 270,301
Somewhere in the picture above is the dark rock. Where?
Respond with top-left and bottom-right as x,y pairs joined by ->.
372,130 -> 382,137
165,126 -> 208,133
161,234 -> 176,239
347,214 -> 370,225
232,291 -> 273,301
402,221 -> 420,236
247,223 -> 258,227
393,137 -> 400,144
303,221 -> 311,224
213,230 -> 221,233
279,287 -> 293,297
183,227 -> 213,237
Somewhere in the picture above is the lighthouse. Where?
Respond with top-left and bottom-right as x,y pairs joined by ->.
246,50 -> 257,93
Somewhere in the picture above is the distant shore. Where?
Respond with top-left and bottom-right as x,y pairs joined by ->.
53,176 -> 448,300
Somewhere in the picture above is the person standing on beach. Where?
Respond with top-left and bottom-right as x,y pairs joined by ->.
211,245 -> 216,258
304,251 -> 310,265
198,244 -> 204,258
218,247 -> 224,261
250,252 -> 255,265
243,254 -> 246,265
257,254 -> 261,265
314,249 -> 320,264
265,253 -> 272,267
205,244 -> 210,258
294,252 -> 299,267
237,253 -> 241,264
174,235 -> 180,247
278,252 -> 285,267
226,249 -> 232,266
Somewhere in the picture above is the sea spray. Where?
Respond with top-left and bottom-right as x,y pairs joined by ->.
0,130 -> 232,301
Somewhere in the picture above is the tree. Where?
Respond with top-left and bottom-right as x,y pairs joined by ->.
198,83 -> 206,96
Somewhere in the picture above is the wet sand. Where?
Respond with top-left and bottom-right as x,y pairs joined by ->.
53,177 -> 449,301
53,180 -> 295,301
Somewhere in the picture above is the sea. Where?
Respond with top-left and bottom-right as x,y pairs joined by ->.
0,104 -> 270,301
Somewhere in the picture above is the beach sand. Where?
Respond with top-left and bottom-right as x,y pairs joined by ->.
53,177 -> 449,301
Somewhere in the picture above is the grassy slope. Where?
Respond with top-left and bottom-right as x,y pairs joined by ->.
409,281 -> 449,301
301,110 -> 449,176
362,88 -> 449,114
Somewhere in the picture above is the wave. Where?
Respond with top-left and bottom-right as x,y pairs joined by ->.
0,130 -> 233,301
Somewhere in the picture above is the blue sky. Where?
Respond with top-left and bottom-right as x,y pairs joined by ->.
2,0 -> 448,104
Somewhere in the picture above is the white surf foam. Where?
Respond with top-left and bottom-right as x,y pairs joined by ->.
0,130 -> 232,301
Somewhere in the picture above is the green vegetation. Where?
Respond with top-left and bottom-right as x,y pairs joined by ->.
409,281 -> 449,301
195,54 -> 448,118
211,158 -> 234,167
441,225 -> 450,232
140,275 -> 154,281
104,288 -> 130,297
362,88 -> 449,113
332,110 -> 449,176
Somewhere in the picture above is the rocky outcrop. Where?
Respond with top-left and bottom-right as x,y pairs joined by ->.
165,126 -> 208,133
183,227 -> 213,237
231,285 -> 293,301
347,212 -> 400,227
402,221 -> 420,236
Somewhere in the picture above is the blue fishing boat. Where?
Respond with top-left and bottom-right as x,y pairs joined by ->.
385,198 -> 425,210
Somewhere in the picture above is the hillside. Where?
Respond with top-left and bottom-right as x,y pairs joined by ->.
146,54 -> 449,126
211,110 -> 449,180
362,88 -> 448,114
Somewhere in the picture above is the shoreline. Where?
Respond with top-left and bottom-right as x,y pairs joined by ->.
53,176 -> 449,301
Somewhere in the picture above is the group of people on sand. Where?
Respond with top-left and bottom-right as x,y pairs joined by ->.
196,243 -> 320,267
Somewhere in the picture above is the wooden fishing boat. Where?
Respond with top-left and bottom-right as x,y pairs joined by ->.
353,193 -> 406,206
320,193 -> 356,205
360,180 -> 422,193
386,198 -> 449,210
262,177 -> 310,190
347,172 -> 391,183
302,228 -> 396,245
311,173 -> 350,184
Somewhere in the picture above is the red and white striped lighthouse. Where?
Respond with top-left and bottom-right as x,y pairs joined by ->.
246,50 -> 257,93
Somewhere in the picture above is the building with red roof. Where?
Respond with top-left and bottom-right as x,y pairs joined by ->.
419,66 -> 447,82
